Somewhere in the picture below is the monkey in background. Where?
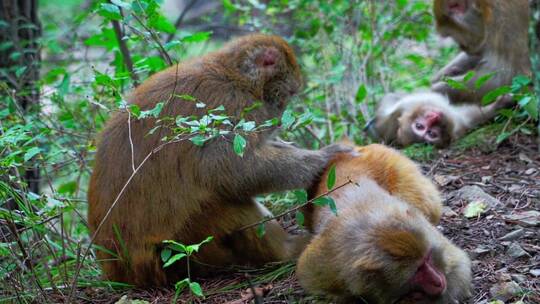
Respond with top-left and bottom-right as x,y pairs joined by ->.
88,34 -> 350,287
367,91 -> 510,147
297,144 -> 472,304
431,0 -> 531,104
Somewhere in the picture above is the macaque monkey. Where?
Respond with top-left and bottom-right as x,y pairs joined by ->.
297,144 -> 472,304
368,91 -> 510,147
431,0 -> 531,104
88,34 -> 350,287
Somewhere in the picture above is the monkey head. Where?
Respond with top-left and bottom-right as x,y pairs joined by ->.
345,210 -> 470,304
219,34 -> 303,111
397,105 -> 454,147
434,0 -> 491,55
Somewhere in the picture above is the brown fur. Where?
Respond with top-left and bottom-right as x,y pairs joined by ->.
88,34 -> 348,287
432,0 -> 531,104
297,144 -> 472,303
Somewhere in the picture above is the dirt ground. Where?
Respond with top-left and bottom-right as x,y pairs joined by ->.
66,135 -> 540,304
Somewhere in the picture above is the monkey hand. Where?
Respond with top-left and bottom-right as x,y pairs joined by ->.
321,143 -> 355,160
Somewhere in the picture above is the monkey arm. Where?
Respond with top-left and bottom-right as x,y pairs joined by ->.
371,93 -> 406,142
451,98 -> 510,137
432,52 -> 482,83
432,54 -> 517,104
198,138 -> 345,197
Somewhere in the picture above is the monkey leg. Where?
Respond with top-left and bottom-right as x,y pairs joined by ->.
160,200 -> 309,283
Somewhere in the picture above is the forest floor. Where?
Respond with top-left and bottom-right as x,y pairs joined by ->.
60,135 -> 540,304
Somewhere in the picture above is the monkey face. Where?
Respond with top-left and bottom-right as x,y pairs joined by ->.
434,0 -> 488,55
397,107 -> 452,147
411,110 -> 443,143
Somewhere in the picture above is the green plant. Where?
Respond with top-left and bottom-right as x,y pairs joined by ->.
161,236 -> 214,300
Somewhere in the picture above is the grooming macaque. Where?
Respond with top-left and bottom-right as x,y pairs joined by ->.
297,144 -> 472,303
370,91 -> 509,147
88,34 -> 350,287
432,0 -> 531,103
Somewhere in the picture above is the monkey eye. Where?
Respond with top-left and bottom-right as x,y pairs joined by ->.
427,130 -> 439,139
415,123 -> 425,131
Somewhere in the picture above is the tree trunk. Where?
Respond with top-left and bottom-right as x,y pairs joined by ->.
0,0 -> 41,194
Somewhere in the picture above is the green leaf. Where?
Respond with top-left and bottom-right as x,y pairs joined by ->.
162,240 -> 187,253
161,248 -> 172,262
496,131 -> 512,144
111,0 -> 130,8
445,78 -> 467,91
293,190 -> 308,204
292,112 -> 313,129
181,31 -> 212,43
58,181 -> 77,195
149,14 -> 176,34
24,147 -> 41,162
463,201 -> 487,218
98,3 -> 122,21
185,236 -> 213,254
295,211 -> 305,227
175,278 -> 190,293
163,253 -> 187,267
222,0 -> 236,13
481,86 -> 511,105
128,104 -> 141,118
462,70 -> 476,82
327,164 -> 336,190
313,196 -> 331,207
281,109 -> 295,130
189,282 -> 204,297
474,72 -> 495,89
327,197 -> 338,215
518,96 -> 538,120
355,84 -> 367,103
190,135 -> 206,146
233,134 -> 247,157
140,102 -> 164,118
256,223 -> 266,238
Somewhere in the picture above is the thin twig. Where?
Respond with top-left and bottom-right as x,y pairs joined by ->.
237,179 -> 355,232
110,9 -> 139,86
131,9 -> 173,65
128,111 -> 136,172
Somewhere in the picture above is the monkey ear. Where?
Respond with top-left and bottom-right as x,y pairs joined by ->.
254,47 -> 280,69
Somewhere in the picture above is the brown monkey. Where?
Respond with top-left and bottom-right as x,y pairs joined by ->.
297,144 -> 472,303
368,91 -> 510,147
432,0 -> 531,104
88,34 -> 349,287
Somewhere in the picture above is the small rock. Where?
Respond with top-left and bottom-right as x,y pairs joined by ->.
434,174 -> 459,186
524,168 -> 537,175
507,243 -> 529,259
504,211 -> 540,227
499,229 -> 526,241
489,281 -> 522,302
442,206 -> 458,217
519,153 -> 533,164
481,175 -> 493,183
508,184 -> 522,192
530,269 -> 540,277
470,246 -> 491,259
114,296 -> 150,304
455,185 -> 501,209
510,274 -> 527,283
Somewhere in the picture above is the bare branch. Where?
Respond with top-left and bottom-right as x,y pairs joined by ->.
111,15 -> 140,86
